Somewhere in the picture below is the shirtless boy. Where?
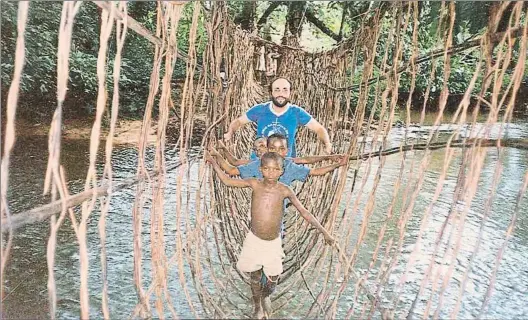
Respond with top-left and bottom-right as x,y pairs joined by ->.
205,151 -> 334,319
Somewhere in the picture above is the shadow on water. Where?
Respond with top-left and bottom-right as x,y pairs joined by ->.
3,111 -> 528,319
3,130 -> 209,319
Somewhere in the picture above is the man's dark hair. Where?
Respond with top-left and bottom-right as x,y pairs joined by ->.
267,133 -> 288,148
268,78 -> 293,93
260,152 -> 284,169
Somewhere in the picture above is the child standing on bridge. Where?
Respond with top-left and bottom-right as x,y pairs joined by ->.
205,151 -> 335,319
214,137 -> 268,167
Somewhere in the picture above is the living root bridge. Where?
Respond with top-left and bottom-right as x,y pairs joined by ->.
3,138 -> 526,234
2,1 -> 526,319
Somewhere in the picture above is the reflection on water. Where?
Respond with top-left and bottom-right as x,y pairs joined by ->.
3,115 -> 528,319
338,145 -> 528,319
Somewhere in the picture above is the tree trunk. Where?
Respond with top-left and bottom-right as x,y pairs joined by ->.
277,2 -> 306,77
496,2 -> 515,33
285,1 -> 306,40
234,1 -> 256,32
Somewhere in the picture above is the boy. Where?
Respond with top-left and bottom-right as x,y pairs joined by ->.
205,152 -> 335,319
216,139 -> 344,167
212,133 -> 348,239
217,137 -> 268,167
211,134 -> 348,183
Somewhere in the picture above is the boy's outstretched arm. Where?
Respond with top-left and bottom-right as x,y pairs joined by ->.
210,147 -> 241,176
285,187 -> 334,244
205,152 -> 253,188
292,154 -> 344,165
309,154 -> 349,176
224,115 -> 251,142
217,140 -> 250,166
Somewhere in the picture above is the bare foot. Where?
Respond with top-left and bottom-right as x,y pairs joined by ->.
252,309 -> 265,319
262,296 -> 272,319
252,302 -> 265,319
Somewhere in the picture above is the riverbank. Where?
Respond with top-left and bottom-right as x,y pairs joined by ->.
2,112 -> 211,148
5,116 -> 157,145
3,94 -> 527,150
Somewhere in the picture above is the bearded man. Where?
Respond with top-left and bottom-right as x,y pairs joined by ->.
224,78 -> 332,159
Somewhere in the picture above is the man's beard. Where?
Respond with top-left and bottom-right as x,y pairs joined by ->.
272,96 -> 289,108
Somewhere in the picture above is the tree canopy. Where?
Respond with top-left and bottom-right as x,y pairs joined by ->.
1,1 -> 524,117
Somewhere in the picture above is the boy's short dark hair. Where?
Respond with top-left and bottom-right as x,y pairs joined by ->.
268,78 -> 293,93
267,133 -> 288,148
260,152 -> 284,169
253,136 -> 266,149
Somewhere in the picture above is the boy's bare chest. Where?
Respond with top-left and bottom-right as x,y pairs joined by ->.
251,186 -> 284,204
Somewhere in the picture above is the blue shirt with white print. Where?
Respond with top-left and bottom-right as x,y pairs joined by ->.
245,102 -> 312,159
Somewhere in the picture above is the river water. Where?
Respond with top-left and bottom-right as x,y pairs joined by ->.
3,111 -> 528,319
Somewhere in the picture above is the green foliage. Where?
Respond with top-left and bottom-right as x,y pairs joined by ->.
1,1 -> 520,119
176,3 -> 208,76
385,2 -> 488,98
1,1 -> 208,117
1,1 -> 60,95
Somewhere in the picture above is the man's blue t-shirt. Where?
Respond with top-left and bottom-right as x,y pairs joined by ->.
246,102 -> 313,159
238,158 -> 310,186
